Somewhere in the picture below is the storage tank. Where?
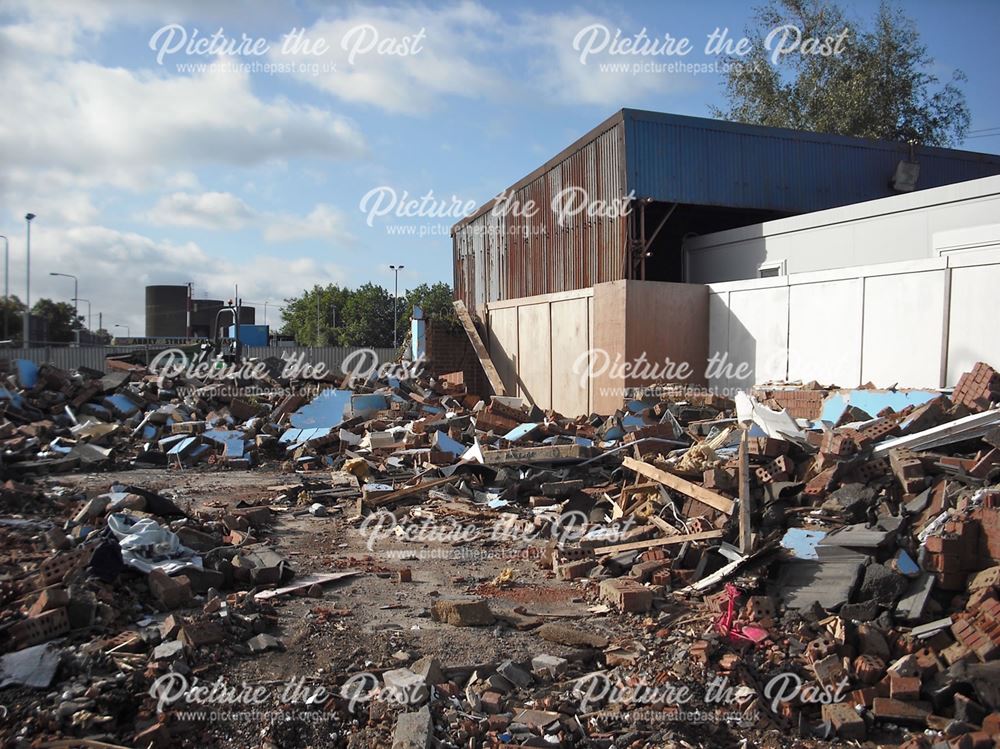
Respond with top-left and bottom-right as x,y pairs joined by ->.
145,285 -> 188,337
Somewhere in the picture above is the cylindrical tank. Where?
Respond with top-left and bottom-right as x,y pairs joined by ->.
145,285 -> 189,337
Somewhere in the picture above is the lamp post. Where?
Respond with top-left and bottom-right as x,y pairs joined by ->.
73,298 -> 91,333
0,234 -> 8,341
389,264 -> 404,349
114,323 -> 130,339
24,214 -> 35,347
50,272 -> 78,343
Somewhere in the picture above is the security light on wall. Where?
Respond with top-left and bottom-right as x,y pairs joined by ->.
891,160 -> 920,192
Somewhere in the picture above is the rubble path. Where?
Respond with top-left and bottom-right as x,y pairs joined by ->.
40,467 -> 599,748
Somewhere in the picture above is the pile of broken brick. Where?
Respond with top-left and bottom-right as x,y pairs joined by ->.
346,362 -> 1000,747
0,476 -> 334,746
2,351 -> 1000,747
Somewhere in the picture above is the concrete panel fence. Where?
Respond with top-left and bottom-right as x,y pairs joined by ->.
5,345 -> 398,375
707,248 -> 1000,393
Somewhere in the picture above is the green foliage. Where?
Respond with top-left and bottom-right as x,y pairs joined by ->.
31,298 -> 83,343
279,284 -> 353,346
0,296 -> 24,343
404,282 -> 459,332
713,0 -> 970,146
280,282 -> 457,347
338,282 -> 397,347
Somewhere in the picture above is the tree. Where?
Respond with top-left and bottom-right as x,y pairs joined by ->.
338,283 -> 396,347
713,1 -> 970,146
31,298 -> 82,343
402,282 -> 459,332
280,284 -> 353,345
0,296 -> 25,343
280,282 -> 457,347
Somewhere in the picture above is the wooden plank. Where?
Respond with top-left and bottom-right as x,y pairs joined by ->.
648,515 -> 679,536
481,444 -> 598,466
367,475 -> 457,508
255,571 -> 360,600
453,300 -> 507,396
738,429 -> 752,553
622,456 -> 735,515
593,528 -> 723,555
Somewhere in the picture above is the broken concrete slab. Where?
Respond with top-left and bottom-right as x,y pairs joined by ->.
535,622 -> 609,649
0,643 -> 61,688
391,704 -> 433,749
430,598 -> 495,627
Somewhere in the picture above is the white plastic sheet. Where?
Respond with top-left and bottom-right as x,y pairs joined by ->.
107,513 -> 202,575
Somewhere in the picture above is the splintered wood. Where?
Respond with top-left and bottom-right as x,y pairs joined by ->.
453,300 -> 507,396
622,456 -> 735,515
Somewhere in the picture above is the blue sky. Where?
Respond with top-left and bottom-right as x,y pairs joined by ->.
1,0 -> 997,333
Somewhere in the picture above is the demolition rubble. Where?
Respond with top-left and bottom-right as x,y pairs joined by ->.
1,347 -> 1000,749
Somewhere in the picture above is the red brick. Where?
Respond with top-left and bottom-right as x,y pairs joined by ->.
822,702 -> 866,740
889,673 -> 921,701
556,559 -> 596,580
982,712 -> 1000,736
872,697 -> 929,725
28,587 -> 69,617
925,535 -> 962,556
925,553 -> 963,573
599,578 -> 652,613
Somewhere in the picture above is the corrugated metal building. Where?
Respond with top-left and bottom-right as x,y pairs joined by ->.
452,109 -> 1000,310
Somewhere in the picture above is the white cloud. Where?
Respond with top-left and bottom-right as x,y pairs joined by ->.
514,11 -> 697,106
2,59 -> 366,180
22,224 -> 347,333
144,191 -> 256,229
263,204 -> 350,242
138,191 -> 351,244
0,9 -> 367,198
271,1 -> 504,114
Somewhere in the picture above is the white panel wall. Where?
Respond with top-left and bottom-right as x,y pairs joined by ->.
947,262 -> 1000,384
787,279 -> 863,386
861,271 -> 946,387
516,303 -> 551,407
727,285 -> 789,387
686,175 -> 1000,283
709,253 -> 1000,391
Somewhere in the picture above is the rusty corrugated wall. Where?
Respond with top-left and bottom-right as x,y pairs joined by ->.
454,108 -> 1000,310
453,115 -> 629,310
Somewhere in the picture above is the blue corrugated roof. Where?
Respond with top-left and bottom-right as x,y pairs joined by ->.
621,109 -> 1000,212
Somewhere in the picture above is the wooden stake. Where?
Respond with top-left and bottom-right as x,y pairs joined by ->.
738,427 -> 752,554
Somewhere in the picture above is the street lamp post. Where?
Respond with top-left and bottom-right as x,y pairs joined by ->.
113,323 -> 130,339
389,264 -> 405,349
50,272 -> 78,344
73,298 -> 91,333
23,214 -> 35,347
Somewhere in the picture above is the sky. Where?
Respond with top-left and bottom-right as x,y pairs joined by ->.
1,0 -> 998,335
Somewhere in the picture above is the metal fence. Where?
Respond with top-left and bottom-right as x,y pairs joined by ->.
7,345 -> 398,374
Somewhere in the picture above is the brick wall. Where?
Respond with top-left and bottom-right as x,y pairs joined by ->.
753,388 -> 827,420
425,320 -> 490,396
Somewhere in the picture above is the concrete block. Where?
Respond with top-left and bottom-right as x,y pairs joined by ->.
430,598 -> 495,627
391,705 -> 433,749
383,668 -> 429,706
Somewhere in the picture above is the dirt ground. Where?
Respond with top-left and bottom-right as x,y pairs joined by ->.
37,466 -> 609,748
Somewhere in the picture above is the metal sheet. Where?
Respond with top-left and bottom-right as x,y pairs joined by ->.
453,108 -> 1000,310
